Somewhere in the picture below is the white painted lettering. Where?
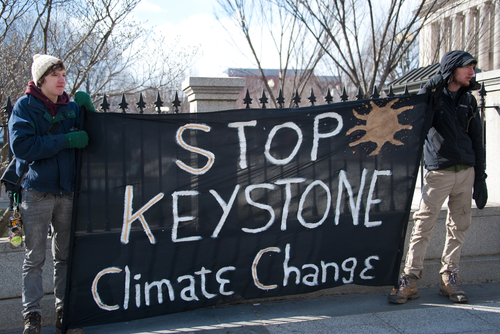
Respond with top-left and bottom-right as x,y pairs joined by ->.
177,275 -> 199,301
297,180 -> 331,229
275,178 -> 306,231
121,186 -> 163,245
360,255 -> 379,280
252,247 -> 281,290
92,267 -> 122,311
365,170 -> 392,227
311,112 -> 343,161
335,169 -> 368,225
321,261 -> 339,283
144,279 -> 175,306
195,267 -> 217,299
283,243 -> 300,286
175,123 -> 215,175
302,264 -> 319,286
172,190 -> 202,242
341,257 -> 357,284
228,120 -> 257,169
134,274 -> 141,308
242,184 -> 276,233
265,122 -> 303,165
124,265 -> 130,310
209,185 -> 240,238
216,266 -> 236,296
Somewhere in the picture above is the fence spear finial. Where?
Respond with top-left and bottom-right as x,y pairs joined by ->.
172,92 -> 181,113
243,90 -> 252,109
136,93 -> 146,114
154,92 -> 164,114
292,89 -> 301,108
119,94 -> 128,113
259,89 -> 268,109
277,89 -> 285,108
356,87 -> 364,100
100,95 -> 110,113
387,86 -> 395,98
2,96 -> 13,117
403,85 -> 410,96
308,88 -> 316,106
340,87 -> 349,102
325,88 -> 333,104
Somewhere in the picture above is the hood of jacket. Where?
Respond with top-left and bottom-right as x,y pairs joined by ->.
439,50 -> 477,84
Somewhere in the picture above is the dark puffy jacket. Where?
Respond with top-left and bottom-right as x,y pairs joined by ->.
420,51 -> 485,174
8,94 -> 80,194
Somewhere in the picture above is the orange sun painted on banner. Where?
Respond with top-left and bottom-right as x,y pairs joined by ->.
346,99 -> 414,157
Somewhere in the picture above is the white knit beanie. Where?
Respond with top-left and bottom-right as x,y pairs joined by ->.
31,54 -> 61,85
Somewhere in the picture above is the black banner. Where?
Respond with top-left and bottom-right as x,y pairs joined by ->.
64,95 -> 431,329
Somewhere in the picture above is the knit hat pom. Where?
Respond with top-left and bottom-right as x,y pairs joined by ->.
31,54 -> 61,85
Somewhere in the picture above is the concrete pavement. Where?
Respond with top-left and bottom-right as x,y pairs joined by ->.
3,281 -> 500,334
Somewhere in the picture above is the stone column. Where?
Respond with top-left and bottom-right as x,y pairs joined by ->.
430,22 -> 441,64
419,23 -> 435,66
478,2 -> 491,71
182,77 -> 246,113
465,7 -> 478,56
439,18 -> 450,61
452,13 -> 464,50
495,2 -> 500,69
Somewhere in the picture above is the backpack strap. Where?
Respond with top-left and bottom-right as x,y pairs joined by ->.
465,92 -> 476,133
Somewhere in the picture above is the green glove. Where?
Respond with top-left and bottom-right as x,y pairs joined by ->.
74,91 -> 96,112
65,131 -> 89,149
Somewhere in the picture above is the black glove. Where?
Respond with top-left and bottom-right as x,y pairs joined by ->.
424,73 -> 445,111
469,76 -> 481,91
473,172 -> 488,209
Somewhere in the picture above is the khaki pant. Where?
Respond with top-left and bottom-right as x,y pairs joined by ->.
404,167 -> 474,279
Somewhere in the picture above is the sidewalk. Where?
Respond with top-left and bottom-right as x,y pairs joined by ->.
4,281 -> 500,334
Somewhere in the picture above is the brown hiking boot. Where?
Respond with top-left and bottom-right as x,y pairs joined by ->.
388,274 -> 419,304
440,269 -> 468,303
23,312 -> 41,334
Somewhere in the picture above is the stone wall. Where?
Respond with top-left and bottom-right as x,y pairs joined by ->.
476,69 -> 500,204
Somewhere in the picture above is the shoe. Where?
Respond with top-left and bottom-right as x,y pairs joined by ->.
23,312 -> 41,334
56,309 -> 62,334
388,274 -> 419,304
440,269 -> 468,303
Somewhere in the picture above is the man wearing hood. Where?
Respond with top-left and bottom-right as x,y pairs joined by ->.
8,54 -> 93,334
388,50 -> 487,305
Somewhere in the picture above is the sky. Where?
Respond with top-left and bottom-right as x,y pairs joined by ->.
131,0 -> 258,77
131,0 -> 422,80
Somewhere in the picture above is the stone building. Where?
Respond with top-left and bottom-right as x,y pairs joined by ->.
418,0 -> 500,71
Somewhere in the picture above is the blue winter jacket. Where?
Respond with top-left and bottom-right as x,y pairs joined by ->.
8,94 -> 81,194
